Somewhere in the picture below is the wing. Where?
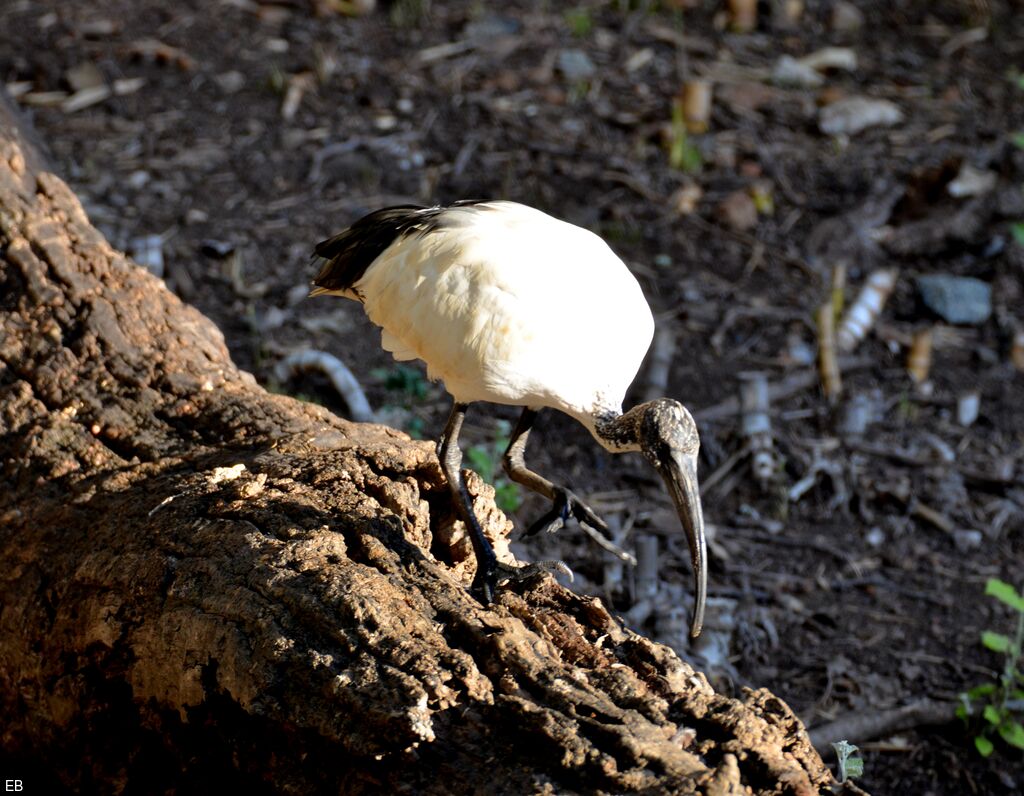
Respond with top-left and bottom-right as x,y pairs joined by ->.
354,202 -> 655,411
310,201 -> 492,297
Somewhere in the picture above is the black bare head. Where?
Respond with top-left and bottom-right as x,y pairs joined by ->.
637,399 -> 706,638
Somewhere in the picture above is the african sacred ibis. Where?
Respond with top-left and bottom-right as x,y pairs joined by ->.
311,200 -> 707,636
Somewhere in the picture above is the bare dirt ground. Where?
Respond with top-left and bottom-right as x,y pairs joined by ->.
3,0 -> 1023,792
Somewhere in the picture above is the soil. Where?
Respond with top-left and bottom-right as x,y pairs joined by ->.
2,0 -> 1023,793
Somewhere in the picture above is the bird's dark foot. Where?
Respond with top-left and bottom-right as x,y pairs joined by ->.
470,549 -> 498,604
526,487 -> 610,537
470,559 -> 574,604
497,558 -> 574,585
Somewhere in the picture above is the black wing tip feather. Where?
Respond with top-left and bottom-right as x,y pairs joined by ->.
310,200 -> 494,293
311,204 -> 426,293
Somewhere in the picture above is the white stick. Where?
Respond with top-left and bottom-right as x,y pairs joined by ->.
275,350 -> 375,423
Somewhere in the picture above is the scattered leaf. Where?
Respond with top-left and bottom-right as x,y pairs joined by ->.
125,38 -> 196,70
61,85 -> 111,113
727,0 -> 757,32
999,721 -> 1024,749
985,578 -> 1024,612
982,631 -> 1011,653
799,46 -> 858,74
21,91 -> 69,107
112,77 -> 146,96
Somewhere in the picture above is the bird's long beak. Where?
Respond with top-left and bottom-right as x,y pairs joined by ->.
659,450 -> 707,639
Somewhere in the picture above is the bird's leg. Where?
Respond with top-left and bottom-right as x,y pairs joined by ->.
439,402 -> 499,602
502,408 -> 611,538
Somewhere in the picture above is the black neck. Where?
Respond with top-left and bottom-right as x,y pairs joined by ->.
593,404 -> 645,452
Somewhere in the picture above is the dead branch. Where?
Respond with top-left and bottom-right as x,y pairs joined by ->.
809,700 -> 960,754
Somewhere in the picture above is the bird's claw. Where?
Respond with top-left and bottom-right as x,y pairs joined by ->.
470,557 -> 498,604
470,558 -> 574,605
525,487 -> 609,538
498,558 -> 574,584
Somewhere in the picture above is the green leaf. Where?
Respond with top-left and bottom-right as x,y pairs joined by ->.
844,755 -> 864,779
494,482 -> 522,514
564,8 -> 593,37
984,704 -> 1003,725
1012,131 -> 1024,150
975,735 -> 995,757
985,578 -> 1024,610
465,447 -> 495,482
831,740 -> 863,782
1012,222 -> 1024,249
983,631 -> 1012,653
999,721 -> 1024,749
967,683 -> 997,699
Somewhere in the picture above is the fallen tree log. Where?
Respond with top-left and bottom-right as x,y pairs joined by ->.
0,97 -> 831,794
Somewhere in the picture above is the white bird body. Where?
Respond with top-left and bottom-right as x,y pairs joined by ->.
312,200 -> 706,636
317,201 -> 655,444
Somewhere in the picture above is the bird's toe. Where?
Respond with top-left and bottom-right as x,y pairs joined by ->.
470,565 -> 498,604
568,494 -> 610,534
523,488 -> 610,537
496,559 -> 574,586
524,504 -> 567,537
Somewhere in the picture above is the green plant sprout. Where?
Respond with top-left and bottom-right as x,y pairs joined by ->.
372,365 -> 429,402
371,365 -> 431,438
565,7 -> 593,37
831,740 -> 864,784
957,578 -> 1024,757
668,97 -> 702,174
465,419 -> 522,515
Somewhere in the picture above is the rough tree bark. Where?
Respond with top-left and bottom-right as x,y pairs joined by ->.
0,99 -> 831,794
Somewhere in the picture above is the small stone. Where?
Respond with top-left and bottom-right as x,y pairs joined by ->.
557,49 -> 596,81
463,15 -> 520,39
65,62 -> 105,92
819,97 -> 903,136
772,55 -> 823,88
947,163 -> 996,198
957,391 -> 980,426
129,235 -> 164,278
717,190 -> 758,232
917,275 -> 992,325
215,70 -> 246,94
953,529 -> 983,551
127,170 -> 150,189
830,1 -> 864,32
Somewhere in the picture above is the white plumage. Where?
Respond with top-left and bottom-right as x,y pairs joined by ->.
312,200 -> 707,637
317,201 -> 654,442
